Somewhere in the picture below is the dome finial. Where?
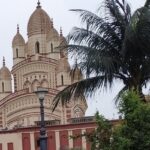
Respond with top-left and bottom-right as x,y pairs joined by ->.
17,24 -> 19,33
37,0 -> 41,8
60,27 -> 63,36
3,57 -> 5,67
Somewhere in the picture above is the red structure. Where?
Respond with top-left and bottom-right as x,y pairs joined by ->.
0,120 -> 96,150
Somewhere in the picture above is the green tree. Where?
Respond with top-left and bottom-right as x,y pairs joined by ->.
52,0 -> 150,109
112,91 -> 150,150
82,92 -> 150,150
71,112 -> 113,150
86,112 -> 112,150
69,92 -> 150,150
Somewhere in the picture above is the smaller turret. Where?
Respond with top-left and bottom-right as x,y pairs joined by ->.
0,57 -> 12,100
12,25 -> 25,65
71,60 -> 83,83
59,27 -> 68,58
59,27 -> 67,47
56,57 -> 71,90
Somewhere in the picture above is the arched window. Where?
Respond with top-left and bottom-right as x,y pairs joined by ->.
35,41 -> 40,53
41,79 -> 48,88
32,79 -> 40,92
2,82 -> 4,92
16,48 -> 19,58
74,105 -> 84,118
23,81 -> 31,92
61,75 -> 64,85
51,43 -> 53,52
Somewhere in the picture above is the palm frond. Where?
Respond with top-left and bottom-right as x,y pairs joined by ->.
145,0 -> 150,7
122,4 -> 150,60
114,85 -> 128,105
69,9 -> 123,46
104,0 -> 131,38
70,9 -> 104,32
67,27 -> 121,53
99,0 -> 131,24
52,75 -> 115,111
52,0 -> 150,110
67,44 -> 120,77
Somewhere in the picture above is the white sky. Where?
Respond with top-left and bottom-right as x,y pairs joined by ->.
0,0 -> 147,119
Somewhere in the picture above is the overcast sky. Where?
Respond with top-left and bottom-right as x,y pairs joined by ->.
0,0 -> 147,119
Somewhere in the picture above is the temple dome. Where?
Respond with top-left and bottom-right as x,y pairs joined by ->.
56,58 -> 70,73
59,36 -> 67,46
27,3 -> 52,37
59,28 -> 67,46
46,28 -> 59,41
72,67 -> 83,80
70,62 -> 83,81
12,26 -> 25,47
0,58 -> 11,80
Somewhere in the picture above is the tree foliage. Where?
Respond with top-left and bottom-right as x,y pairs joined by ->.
52,0 -> 150,109
79,92 -> 150,150
86,112 -> 112,150
71,112 -> 113,150
112,91 -> 150,150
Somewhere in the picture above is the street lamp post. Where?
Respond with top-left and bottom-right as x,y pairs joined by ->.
35,87 -> 48,150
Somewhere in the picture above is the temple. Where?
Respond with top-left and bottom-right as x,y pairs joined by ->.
0,1 -> 98,150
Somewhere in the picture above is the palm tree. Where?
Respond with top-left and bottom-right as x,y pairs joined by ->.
52,0 -> 150,110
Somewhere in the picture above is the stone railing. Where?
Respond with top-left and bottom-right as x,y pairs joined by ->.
68,116 -> 95,124
35,120 -> 61,126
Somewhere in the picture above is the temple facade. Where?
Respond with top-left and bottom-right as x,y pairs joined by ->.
0,1 -> 95,150
0,1 -> 88,130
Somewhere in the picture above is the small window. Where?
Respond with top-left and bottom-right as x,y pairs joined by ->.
35,42 -> 40,53
14,74 -> 17,92
2,82 -> 4,92
16,48 -> 19,58
51,43 -> 53,52
61,75 -> 64,85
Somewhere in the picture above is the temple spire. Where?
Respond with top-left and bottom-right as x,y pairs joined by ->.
17,24 -> 19,33
60,27 -> 63,36
3,57 -> 5,67
37,0 -> 41,8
